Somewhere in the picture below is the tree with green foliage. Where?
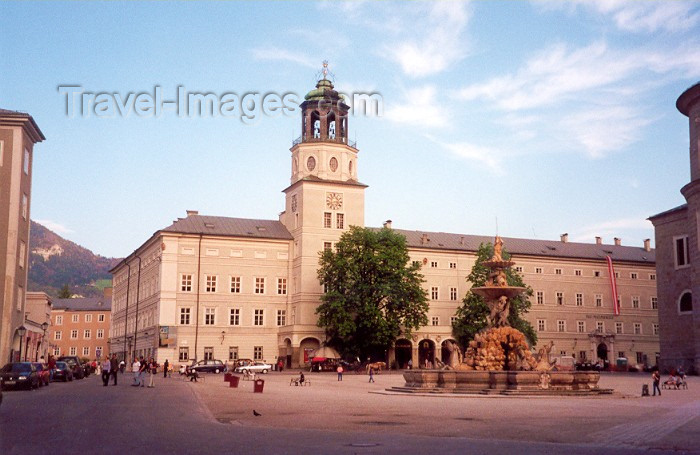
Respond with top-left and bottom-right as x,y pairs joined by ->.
316,226 -> 429,361
57,284 -> 72,299
452,243 -> 537,350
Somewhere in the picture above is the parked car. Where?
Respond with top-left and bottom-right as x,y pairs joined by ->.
31,363 -> 50,387
235,361 -> 272,374
57,356 -> 85,379
0,362 -> 40,390
52,361 -> 74,382
187,359 -> 227,374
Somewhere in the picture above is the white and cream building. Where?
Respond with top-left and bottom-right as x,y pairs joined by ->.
109,76 -> 658,369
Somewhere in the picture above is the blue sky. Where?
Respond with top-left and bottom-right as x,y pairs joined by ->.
2,1 -> 699,258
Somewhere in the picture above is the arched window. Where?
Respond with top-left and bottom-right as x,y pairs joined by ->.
679,291 -> 693,313
327,112 -> 336,139
311,111 -> 321,139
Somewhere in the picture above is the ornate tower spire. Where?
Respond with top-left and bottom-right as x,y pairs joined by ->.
300,61 -> 349,145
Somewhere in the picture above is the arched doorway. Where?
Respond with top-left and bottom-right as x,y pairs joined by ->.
597,343 -> 608,362
284,338 -> 292,368
299,337 -> 320,367
395,339 -> 412,369
441,339 -> 455,365
419,339 -> 435,368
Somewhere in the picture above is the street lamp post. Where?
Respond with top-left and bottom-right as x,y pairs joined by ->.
17,325 -> 27,362
38,322 -> 49,361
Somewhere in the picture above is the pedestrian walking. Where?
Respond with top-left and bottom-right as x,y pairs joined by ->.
652,370 -> 661,396
148,357 -> 157,388
47,354 -> 56,382
119,360 -> 125,374
110,354 -> 119,385
369,367 -> 375,383
131,357 -> 141,386
163,359 -> 169,378
337,365 -> 343,381
278,359 -> 284,372
138,356 -> 147,387
101,356 -> 111,386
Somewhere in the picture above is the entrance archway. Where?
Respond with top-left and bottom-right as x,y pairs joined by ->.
597,343 -> 608,361
395,339 -> 412,369
299,337 -> 320,366
441,339 -> 456,365
418,339 -> 435,368
284,338 -> 292,368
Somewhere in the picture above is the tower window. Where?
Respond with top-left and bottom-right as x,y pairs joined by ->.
679,291 -> 693,313
336,213 -> 344,229
324,212 -> 332,228
307,156 -> 316,171
674,236 -> 689,268
329,157 -> 338,172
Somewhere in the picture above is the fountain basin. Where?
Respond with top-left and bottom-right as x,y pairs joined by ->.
472,286 -> 527,301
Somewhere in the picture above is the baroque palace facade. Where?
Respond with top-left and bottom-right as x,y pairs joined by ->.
109,76 -> 658,369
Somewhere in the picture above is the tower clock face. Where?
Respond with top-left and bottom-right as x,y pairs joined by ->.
291,194 -> 298,212
326,192 -> 343,210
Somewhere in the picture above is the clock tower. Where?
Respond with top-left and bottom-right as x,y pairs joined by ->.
280,63 -> 367,346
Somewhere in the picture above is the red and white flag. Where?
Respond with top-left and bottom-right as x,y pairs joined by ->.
606,256 -> 620,316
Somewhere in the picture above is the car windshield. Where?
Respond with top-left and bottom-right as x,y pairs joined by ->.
56,362 -> 68,368
1,363 -> 32,373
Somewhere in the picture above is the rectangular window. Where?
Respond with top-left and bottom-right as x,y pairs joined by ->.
181,274 -> 192,292
98,314 -> 105,322
596,321 -> 604,332
535,267 -> 543,274
537,319 -> 546,332
632,296 -> 640,309
556,292 -> 564,305
336,213 -> 344,229
82,346 -> 90,356
277,309 -> 286,326
674,236 -> 689,268
69,347 -> 77,356
18,241 -> 25,268
449,262 -> 457,269
649,273 -> 656,281
323,242 -> 332,252
577,321 -> 585,333
53,347 -> 60,356
254,309 -> 264,326
255,277 -> 265,294
431,316 -> 439,326
230,276 -> 241,293
70,330 -> 78,339
23,148 -> 29,174
56,315 -> 63,325
451,316 -> 458,325
205,308 -> 215,325
514,266 -> 523,273
574,269 -> 582,276
634,323 -> 642,335
557,320 -> 565,332
21,193 -> 28,220
85,314 -> 92,323
449,287 -> 457,301
205,275 -> 217,293
630,272 -> 638,280
254,346 -> 263,360
72,314 -> 79,323
594,270 -> 601,277
651,297 -> 658,309
579,351 -> 587,360
179,308 -> 191,325
618,351 -> 625,359
430,261 -> 438,268
536,291 -> 544,305
179,347 -> 189,362
576,293 -> 583,307
229,308 -> 240,326
324,212 -> 332,228
412,260 -> 421,267
595,294 -> 602,307
204,347 -> 213,361
636,352 -> 643,364
55,331 -> 62,340
653,323 -> 659,335
277,278 -> 287,295
616,322 -> 623,334
431,287 -> 439,300
206,248 -> 218,256
97,329 -> 104,339
555,268 -> 562,275
229,346 -> 238,361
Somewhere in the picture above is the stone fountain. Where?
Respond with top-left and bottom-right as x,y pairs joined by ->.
393,236 -> 609,395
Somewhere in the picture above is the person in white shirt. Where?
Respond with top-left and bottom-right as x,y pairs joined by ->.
101,356 -> 111,387
131,358 -> 141,386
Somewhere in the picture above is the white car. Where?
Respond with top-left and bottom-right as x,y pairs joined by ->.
235,361 -> 272,374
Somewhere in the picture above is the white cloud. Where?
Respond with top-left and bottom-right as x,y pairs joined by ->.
34,219 -> 74,235
571,217 -> 654,244
561,0 -> 700,33
427,135 -> 504,173
383,2 -> 471,77
384,86 -> 450,128
250,46 -> 318,69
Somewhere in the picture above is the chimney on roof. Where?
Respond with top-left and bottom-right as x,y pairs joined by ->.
595,236 -> 602,245
421,233 -> 429,245
383,220 -> 392,229
643,238 -> 651,252
614,237 -> 621,246
460,236 -> 464,245
560,233 -> 568,243
186,210 -> 199,216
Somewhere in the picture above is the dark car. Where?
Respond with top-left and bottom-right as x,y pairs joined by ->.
32,363 -> 50,387
52,361 -> 73,382
0,362 -> 40,390
57,356 -> 85,379
187,359 -> 227,374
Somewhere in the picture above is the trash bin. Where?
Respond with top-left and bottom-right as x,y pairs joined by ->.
224,372 -> 232,382
229,375 -> 239,388
254,379 -> 264,393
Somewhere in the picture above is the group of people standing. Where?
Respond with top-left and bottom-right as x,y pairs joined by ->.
131,356 -> 159,388
100,354 -> 120,386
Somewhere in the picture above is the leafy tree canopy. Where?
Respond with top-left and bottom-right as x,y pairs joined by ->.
452,243 -> 537,350
57,284 -> 72,299
316,226 -> 429,360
